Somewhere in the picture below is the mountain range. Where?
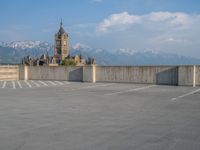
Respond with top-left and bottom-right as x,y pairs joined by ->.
0,41 -> 200,65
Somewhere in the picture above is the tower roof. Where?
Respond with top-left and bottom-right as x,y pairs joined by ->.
57,20 -> 66,35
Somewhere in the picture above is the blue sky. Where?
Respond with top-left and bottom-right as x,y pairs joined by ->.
0,0 -> 200,58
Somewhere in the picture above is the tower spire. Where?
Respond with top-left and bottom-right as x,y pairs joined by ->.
60,19 -> 63,27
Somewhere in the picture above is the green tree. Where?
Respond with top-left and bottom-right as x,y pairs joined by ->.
61,59 -> 77,66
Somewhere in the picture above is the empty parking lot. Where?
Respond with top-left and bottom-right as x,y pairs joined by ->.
0,81 -> 200,150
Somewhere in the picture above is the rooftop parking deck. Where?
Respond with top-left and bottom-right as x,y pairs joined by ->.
0,81 -> 200,150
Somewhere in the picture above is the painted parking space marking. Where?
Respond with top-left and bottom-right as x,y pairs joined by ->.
55,81 -> 64,85
39,80 -> 49,86
171,88 -> 200,101
105,85 -> 157,96
31,80 -> 40,87
0,80 -> 75,89
80,83 -> 115,89
64,81 -> 70,84
12,81 -> 16,89
17,81 -> 22,88
24,80 -> 32,88
2,81 -> 6,88
66,83 -> 115,92
48,81 -> 57,86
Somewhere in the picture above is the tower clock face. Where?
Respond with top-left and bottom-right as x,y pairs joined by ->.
56,41 -> 61,45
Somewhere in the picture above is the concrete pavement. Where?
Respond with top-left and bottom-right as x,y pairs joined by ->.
0,82 -> 200,150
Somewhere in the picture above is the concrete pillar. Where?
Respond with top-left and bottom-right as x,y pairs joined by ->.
193,65 -> 196,87
17,66 -> 19,80
24,65 -> 29,80
83,65 -> 96,83
92,64 -> 96,83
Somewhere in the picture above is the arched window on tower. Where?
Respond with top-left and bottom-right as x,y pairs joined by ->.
56,41 -> 61,46
64,41 -> 66,46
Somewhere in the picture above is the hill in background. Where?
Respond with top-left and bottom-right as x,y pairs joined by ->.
0,41 -> 200,65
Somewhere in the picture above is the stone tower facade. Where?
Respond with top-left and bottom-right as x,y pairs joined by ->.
54,21 -> 69,61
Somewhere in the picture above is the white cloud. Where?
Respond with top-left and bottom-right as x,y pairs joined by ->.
97,12 -> 141,32
149,35 -> 189,44
97,11 -> 194,32
69,11 -> 200,58
146,12 -> 191,29
166,37 -> 188,43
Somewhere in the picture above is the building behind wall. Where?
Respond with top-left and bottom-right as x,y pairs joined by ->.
54,20 -> 69,63
22,20 -> 96,66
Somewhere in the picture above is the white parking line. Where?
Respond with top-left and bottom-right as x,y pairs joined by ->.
17,81 -> 22,88
48,81 -> 57,86
39,80 -> 48,86
2,81 -> 6,88
80,83 -> 115,89
171,88 -> 200,101
31,80 -> 40,87
12,81 -> 16,89
64,81 -> 70,84
105,85 -> 157,96
55,81 -> 64,85
24,80 -> 32,88
67,83 -> 114,92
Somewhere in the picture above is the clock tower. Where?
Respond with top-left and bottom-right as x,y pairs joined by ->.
54,20 -> 69,62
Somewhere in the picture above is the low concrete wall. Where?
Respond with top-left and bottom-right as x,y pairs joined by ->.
83,65 -> 96,83
19,65 -> 25,80
26,66 -> 83,81
0,65 -> 19,81
178,66 -> 195,86
96,66 -> 178,85
16,65 -> 199,86
196,65 -> 200,86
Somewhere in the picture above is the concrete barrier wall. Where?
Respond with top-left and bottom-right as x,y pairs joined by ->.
26,66 -> 83,81
0,65 -> 19,81
178,66 -> 195,86
196,65 -> 200,86
95,66 -> 178,85
16,65 -> 199,86
83,66 -> 93,82
19,65 -> 25,80
83,65 -> 96,83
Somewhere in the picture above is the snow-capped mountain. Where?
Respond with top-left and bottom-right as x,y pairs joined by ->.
70,44 -> 200,65
0,40 -> 200,65
0,41 -> 54,60
0,41 -> 7,47
1,40 -> 52,51
116,48 -> 137,55
0,41 -> 54,64
72,43 -> 91,50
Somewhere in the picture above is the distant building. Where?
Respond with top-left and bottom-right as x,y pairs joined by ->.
54,20 -> 69,62
22,20 -> 96,66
